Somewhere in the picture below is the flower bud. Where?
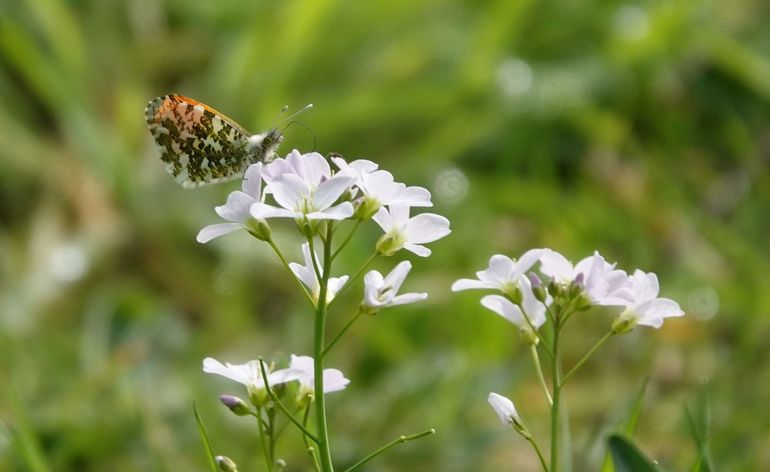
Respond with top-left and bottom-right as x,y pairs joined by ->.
568,273 -> 585,299
547,279 -> 562,298
219,395 -> 251,416
215,455 -> 239,472
245,217 -> 271,241
528,273 -> 547,302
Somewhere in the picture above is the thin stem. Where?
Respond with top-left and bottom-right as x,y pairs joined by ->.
343,429 -> 436,472
550,318 -> 562,472
307,235 -> 324,286
331,219 -> 362,260
526,434 -> 549,472
530,344 -> 553,406
323,310 -> 364,356
267,238 -> 314,305
303,405 -> 322,472
313,223 -> 335,471
560,331 -> 613,386
329,252 -> 378,305
268,407 -> 277,467
257,359 -> 320,444
255,407 -> 274,472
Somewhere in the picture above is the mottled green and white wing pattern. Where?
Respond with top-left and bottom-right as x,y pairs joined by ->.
145,94 -> 254,188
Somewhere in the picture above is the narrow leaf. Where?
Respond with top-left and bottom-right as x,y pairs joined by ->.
608,434 -> 664,472
193,402 -> 219,472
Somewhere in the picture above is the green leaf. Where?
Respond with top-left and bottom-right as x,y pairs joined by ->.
193,402 -> 219,472
608,434 -> 665,472
601,378 -> 649,472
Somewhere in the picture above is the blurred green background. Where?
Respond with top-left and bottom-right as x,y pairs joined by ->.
1,0 -> 769,470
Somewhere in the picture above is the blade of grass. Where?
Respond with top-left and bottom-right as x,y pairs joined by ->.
193,402 -> 219,472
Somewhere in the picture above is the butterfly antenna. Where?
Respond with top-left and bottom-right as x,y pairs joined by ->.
282,120 -> 317,152
269,105 -> 290,128
276,103 -> 313,128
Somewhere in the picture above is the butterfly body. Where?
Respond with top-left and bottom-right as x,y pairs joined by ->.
145,94 -> 283,188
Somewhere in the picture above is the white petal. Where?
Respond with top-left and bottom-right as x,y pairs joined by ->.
488,392 -> 519,425
383,261 -> 412,294
322,368 -> 350,393
485,255 -> 516,282
393,186 -> 432,207
481,295 -> 526,328
372,206 -> 393,231
203,358 -> 250,386
216,191 -> 255,222
539,250 -> 575,283
242,163 -> 264,197
403,213 -> 451,244
298,151 -> 331,186
388,292 -> 428,306
314,173 -> 356,210
250,202 -> 297,219
404,243 -> 431,257
196,223 -> 242,243
306,202 -> 354,220
268,174 -> 308,210
631,270 -> 660,303
513,249 -> 545,278
451,278 -> 496,291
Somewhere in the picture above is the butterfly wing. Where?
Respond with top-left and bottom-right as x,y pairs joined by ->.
145,94 -> 254,188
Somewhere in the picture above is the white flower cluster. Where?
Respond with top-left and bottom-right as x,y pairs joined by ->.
197,150 -> 451,256
204,354 -> 350,398
453,248 -> 684,336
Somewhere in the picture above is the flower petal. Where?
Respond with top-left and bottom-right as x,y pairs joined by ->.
250,202 -> 297,219
314,173 -> 356,210
404,243 -> 431,257
306,202 -> 354,220
403,213 -> 451,244
197,223 -> 242,243
451,278 -> 496,291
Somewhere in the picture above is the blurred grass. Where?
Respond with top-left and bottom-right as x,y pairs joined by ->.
1,0 -> 770,470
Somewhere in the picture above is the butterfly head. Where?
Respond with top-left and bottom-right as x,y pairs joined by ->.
247,128 -> 284,163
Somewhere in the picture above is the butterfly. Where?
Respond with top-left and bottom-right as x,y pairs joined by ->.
145,94 -> 310,188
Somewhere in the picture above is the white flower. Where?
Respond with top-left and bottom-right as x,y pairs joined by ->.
488,392 -> 521,426
539,249 -> 632,305
451,250 -> 544,293
289,243 -> 349,304
289,355 -> 350,395
197,163 -> 269,243
612,269 -> 684,332
202,357 -> 297,394
373,205 -> 451,257
332,156 -> 432,209
480,276 -> 546,342
250,150 -> 356,221
362,261 -> 428,313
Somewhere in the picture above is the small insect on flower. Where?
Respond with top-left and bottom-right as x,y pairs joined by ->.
145,94 -> 311,188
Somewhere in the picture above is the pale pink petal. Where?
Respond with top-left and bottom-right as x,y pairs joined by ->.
197,223 -> 242,243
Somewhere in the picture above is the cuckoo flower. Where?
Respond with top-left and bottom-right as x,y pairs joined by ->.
373,205 -> 451,257
611,269 -> 684,333
251,150 -> 356,221
289,243 -> 349,304
361,261 -> 428,314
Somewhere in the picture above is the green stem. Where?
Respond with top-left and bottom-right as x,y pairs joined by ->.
526,435 -> 549,472
255,407 -> 274,472
257,360 -> 320,444
331,219 -> 362,260
307,235 -> 324,286
267,238 -> 314,305
313,223 -> 335,471
343,429 -> 436,472
303,405 -> 322,472
519,302 -> 553,358
530,344 -> 553,406
560,331 -> 613,386
323,310 -> 364,356
550,319 -> 562,472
